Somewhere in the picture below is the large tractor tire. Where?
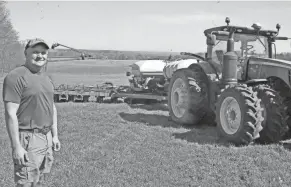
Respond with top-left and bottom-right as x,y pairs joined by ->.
216,84 -> 263,145
267,77 -> 291,140
282,98 -> 291,140
168,68 -> 210,125
253,85 -> 288,144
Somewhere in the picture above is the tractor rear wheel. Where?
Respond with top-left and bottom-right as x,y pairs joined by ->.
282,98 -> 291,140
253,85 -> 288,144
267,77 -> 291,140
168,68 -> 210,125
216,84 -> 263,145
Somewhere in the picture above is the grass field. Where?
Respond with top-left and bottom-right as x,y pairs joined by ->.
46,59 -> 136,86
1,59 -> 291,187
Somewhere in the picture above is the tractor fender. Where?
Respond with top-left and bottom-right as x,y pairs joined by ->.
163,59 -> 220,80
246,57 -> 291,89
244,79 -> 268,86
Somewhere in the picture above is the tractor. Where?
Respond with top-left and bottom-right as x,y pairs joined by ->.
166,17 -> 291,145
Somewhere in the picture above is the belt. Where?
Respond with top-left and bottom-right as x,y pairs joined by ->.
19,126 -> 52,135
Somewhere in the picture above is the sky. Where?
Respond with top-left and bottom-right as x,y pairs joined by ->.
5,1 -> 291,53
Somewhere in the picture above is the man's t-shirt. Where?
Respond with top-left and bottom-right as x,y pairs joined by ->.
2,65 -> 54,130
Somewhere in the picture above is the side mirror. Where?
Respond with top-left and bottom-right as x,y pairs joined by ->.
225,17 -> 230,26
206,34 -> 216,46
126,72 -> 131,76
276,23 -> 281,31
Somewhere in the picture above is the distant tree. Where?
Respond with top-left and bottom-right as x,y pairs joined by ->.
0,1 -> 24,75
94,53 -> 104,59
277,52 -> 291,61
118,53 -> 126,60
106,53 -> 115,60
136,53 -> 144,60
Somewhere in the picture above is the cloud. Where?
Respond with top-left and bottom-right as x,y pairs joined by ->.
141,13 -> 223,25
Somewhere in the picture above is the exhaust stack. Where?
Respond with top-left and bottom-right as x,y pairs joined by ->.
222,26 -> 238,85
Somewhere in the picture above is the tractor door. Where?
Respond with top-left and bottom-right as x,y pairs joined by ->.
240,36 -> 269,80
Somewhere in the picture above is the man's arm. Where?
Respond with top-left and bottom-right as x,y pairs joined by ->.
48,75 -> 61,151
4,101 -> 29,165
51,103 -> 61,151
48,74 -> 58,138
52,103 -> 58,138
4,102 -> 21,149
2,74 -> 29,164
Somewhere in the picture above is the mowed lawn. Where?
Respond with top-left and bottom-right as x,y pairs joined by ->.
0,60 -> 291,187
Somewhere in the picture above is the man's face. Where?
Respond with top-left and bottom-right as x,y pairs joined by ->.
25,44 -> 49,68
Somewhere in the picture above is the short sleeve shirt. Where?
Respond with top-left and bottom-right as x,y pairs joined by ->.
2,65 -> 54,129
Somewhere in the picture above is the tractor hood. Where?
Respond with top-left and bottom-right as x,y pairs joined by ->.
247,56 -> 291,87
249,56 -> 291,68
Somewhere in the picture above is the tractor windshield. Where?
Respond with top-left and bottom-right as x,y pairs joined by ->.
212,33 -> 268,64
240,35 -> 268,58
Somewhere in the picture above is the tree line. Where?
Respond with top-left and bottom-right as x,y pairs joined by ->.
0,1 -> 25,75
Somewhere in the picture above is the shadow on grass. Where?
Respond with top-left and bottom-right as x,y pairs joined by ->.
128,103 -> 169,112
119,112 -> 231,146
172,127 -> 221,145
119,112 -> 180,129
119,112 -> 291,148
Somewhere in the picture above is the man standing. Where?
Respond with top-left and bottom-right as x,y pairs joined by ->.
2,38 -> 61,187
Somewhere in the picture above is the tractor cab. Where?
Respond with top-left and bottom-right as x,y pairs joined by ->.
203,17 -> 291,81
203,18 -> 282,64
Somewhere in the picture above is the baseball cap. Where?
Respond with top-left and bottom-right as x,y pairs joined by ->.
24,38 -> 50,51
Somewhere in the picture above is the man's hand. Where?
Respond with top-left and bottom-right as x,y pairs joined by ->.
12,145 -> 29,166
52,136 -> 61,152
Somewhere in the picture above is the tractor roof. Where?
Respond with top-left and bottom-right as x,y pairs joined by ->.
204,25 -> 278,38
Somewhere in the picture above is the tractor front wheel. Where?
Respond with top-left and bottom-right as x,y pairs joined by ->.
216,84 -> 263,145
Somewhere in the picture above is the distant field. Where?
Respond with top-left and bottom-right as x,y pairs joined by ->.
47,59 -> 137,85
